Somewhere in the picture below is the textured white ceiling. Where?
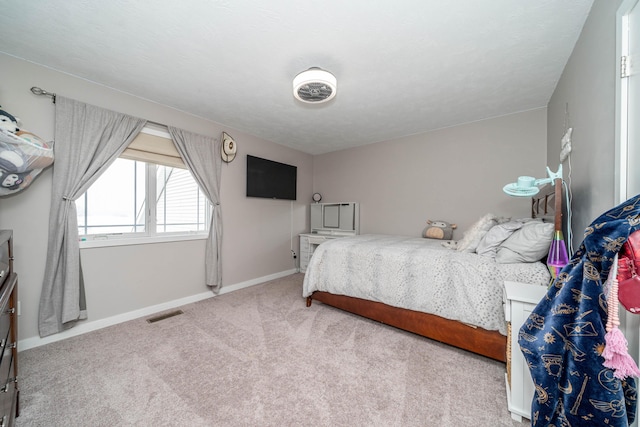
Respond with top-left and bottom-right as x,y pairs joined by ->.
0,0 -> 594,155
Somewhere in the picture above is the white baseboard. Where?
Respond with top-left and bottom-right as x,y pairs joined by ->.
19,269 -> 297,351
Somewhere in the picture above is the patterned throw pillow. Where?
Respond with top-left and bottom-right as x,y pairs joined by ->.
456,213 -> 500,253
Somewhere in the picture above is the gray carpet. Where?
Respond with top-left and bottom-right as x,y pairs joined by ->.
16,273 -> 525,426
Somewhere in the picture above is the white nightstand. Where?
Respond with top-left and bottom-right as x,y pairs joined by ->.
503,280 -> 548,423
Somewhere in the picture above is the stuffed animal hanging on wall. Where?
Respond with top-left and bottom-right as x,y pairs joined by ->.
422,220 -> 457,240
0,108 -> 20,133
0,105 -> 54,196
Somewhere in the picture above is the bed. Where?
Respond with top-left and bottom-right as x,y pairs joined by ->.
303,182 -> 562,362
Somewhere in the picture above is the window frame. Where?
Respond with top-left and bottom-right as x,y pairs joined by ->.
79,232 -> 207,249
77,127 -> 211,249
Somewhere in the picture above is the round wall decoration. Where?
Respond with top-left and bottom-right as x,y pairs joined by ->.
312,192 -> 322,203
221,132 -> 237,163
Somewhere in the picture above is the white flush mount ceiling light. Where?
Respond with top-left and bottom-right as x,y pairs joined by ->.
293,67 -> 337,104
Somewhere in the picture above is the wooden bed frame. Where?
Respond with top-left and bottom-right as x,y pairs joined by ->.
306,291 -> 508,361
305,180 -> 562,363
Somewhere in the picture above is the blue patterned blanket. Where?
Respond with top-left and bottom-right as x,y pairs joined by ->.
520,194 -> 640,426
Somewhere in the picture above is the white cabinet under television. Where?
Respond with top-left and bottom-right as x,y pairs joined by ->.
300,202 -> 359,273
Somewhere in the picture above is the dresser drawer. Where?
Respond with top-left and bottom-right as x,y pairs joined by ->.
0,310 -> 11,357
0,355 -> 15,427
0,231 -> 17,427
0,341 -> 13,392
300,237 -> 310,252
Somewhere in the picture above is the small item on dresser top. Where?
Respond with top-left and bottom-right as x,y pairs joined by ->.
617,229 -> 640,314
422,219 -> 456,240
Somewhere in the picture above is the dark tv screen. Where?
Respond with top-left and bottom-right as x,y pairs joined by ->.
246,155 -> 297,200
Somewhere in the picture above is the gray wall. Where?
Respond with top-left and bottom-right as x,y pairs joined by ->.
0,54 -> 313,345
313,109 -> 548,238
547,0 -> 622,250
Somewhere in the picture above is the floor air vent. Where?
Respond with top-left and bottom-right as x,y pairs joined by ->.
146,310 -> 184,323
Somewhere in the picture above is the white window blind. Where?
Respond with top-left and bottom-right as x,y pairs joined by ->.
120,125 -> 185,169
156,165 -> 210,233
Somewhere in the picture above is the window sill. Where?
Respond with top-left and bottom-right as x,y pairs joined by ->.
79,233 -> 208,249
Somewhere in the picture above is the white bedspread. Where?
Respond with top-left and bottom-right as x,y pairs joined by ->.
302,234 -> 550,335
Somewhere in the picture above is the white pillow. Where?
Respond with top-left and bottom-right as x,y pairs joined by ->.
456,213 -> 499,253
476,220 -> 524,258
495,221 -> 554,263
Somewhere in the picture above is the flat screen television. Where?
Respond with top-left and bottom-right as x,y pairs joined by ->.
246,155 -> 297,200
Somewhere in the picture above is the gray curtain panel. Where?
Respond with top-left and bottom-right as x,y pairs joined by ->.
168,126 -> 223,292
39,97 -> 146,337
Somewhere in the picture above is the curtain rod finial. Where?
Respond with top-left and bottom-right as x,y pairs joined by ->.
30,86 -> 56,103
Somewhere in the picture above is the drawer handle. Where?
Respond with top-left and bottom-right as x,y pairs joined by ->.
0,341 -> 16,351
0,377 -> 17,393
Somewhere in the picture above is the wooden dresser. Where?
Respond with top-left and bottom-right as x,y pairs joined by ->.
0,230 -> 18,427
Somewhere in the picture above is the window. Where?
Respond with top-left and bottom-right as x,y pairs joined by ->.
76,127 -> 211,246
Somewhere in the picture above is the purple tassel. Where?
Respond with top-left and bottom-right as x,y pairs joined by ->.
603,328 -> 640,379
603,267 -> 640,379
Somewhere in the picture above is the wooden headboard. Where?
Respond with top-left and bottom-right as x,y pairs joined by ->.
531,178 -> 563,232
